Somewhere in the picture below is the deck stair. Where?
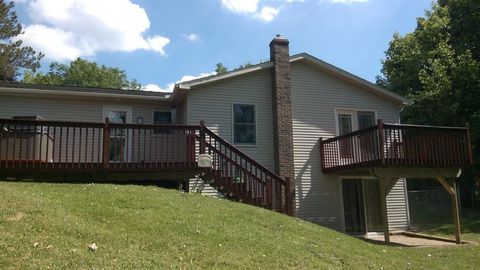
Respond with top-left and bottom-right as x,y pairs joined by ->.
198,123 -> 290,213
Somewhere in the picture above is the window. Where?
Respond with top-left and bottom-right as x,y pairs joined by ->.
233,104 -> 256,145
336,109 -> 376,159
153,111 -> 172,134
357,111 -> 375,130
153,111 -> 172,125
337,112 -> 354,158
338,113 -> 353,136
336,109 -> 376,134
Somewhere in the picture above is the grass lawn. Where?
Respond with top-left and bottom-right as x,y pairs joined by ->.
1,182 -> 479,269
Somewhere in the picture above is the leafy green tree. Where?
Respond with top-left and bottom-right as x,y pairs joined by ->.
378,0 -> 480,207
238,62 -> 254,69
0,0 -> 43,82
215,63 -> 228,74
24,58 -> 142,90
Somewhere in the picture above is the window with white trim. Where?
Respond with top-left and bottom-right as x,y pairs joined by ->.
233,104 -> 256,145
336,109 -> 376,158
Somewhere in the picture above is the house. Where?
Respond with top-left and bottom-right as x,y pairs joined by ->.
0,35 -> 471,244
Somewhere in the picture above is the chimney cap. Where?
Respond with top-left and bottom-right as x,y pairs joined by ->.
270,34 -> 289,47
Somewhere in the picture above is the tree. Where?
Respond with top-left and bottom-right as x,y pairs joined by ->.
238,62 -> 254,69
0,0 -> 43,82
23,58 -> 142,90
378,0 -> 480,207
215,63 -> 228,74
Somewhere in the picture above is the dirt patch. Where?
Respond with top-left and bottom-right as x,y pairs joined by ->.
6,212 -> 26,221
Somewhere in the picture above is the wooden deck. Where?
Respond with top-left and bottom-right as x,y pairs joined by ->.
0,118 -> 199,173
320,120 -> 472,244
0,117 -> 290,214
320,120 -> 472,175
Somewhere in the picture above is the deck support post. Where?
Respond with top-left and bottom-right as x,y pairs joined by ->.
379,177 -> 390,244
436,177 -> 461,244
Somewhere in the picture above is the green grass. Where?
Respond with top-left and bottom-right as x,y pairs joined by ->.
0,182 -> 479,269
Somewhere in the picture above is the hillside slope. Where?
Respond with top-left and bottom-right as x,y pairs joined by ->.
0,182 -> 477,269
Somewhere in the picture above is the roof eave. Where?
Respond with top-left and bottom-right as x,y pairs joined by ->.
176,52 -> 409,106
177,62 -> 274,89
291,53 -> 409,106
0,86 -> 174,101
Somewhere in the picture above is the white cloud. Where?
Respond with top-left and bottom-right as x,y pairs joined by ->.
16,0 -> 170,61
324,0 -> 368,3
145,36 -> 170,55
143,84 -> 170,93
255,6 -> 279,22
221,0 -> 258,13
176,71 -> 217,84
143,71 -> 217,93
180,33 -> 201,42
220,0 -> 279,22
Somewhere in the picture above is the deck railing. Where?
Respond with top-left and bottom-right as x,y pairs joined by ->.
200,122 -> 291,214
0,118 -> 199,170
320,120 -> 473,173
0,117 -> 290,214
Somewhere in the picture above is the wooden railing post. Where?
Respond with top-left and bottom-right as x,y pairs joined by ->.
199,121 -> 206,155
377,119 -> 385,164
466,123 -> 473,165
102,117 -> 110,169
187,131 -> 196,164
266,177 -> 272,209
319,137 -> 325,171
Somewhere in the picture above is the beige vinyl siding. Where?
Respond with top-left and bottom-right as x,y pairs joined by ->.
387,178 -> 409,231
187,69 -> 275,170
179,97 -> 189,125
186,69 -> 274,197
290,61 -> 408,231
0,93 -> 176,123
0,93 -> 183,165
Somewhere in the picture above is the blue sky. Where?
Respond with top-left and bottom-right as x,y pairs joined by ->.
12,0 -> 432,91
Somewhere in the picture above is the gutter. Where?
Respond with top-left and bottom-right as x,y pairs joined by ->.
0,87 -> 173,101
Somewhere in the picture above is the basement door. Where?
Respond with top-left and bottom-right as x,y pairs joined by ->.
342,179 -> 383,234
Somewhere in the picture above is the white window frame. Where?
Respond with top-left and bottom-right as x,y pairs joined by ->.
102,105 -> 132,123
102,105 -> 132,162
232,103 -> 257,146
334,108 -> 378,135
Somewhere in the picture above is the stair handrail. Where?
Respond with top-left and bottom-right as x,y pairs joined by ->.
199,122 -> 290,213
201,125 -> 287,186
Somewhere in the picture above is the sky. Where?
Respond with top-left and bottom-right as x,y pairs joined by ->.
11,0 -> 433,92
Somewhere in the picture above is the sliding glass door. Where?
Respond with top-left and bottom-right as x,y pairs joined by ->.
342,178 -> 383,234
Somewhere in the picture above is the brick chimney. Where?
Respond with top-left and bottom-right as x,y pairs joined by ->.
270,34 -> 295,215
